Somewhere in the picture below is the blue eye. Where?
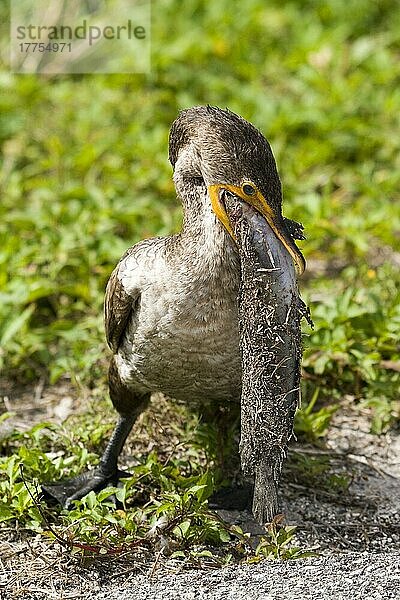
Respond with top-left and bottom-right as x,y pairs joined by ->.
242,183 -> 256,196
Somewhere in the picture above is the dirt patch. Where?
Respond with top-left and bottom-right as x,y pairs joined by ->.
281,406 -> 400,554
0,378 -> 80,437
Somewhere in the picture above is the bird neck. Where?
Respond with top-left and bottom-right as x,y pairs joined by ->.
176,180 -> 239,275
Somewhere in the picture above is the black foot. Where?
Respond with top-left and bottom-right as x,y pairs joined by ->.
209,482 -> 253,511
41,467 -> 131,509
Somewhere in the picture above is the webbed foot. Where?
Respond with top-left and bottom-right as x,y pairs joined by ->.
42,413 -> 140,510
42,467 -> 130,509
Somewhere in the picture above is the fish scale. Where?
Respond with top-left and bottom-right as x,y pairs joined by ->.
225,193 -> 312,524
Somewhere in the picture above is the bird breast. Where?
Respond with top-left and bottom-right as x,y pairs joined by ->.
115,233 -> 243,406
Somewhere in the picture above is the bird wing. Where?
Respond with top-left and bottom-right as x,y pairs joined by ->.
104,237 -> 168,354
104,246 -> 141,354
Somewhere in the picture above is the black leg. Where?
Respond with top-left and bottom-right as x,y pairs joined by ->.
41,412 -> 138,509
42,357 -> 151,509
98,413 -> 137,477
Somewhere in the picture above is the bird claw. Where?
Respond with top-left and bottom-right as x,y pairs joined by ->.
41,467 -> 131,509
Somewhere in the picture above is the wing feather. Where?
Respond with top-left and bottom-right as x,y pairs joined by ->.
104,248 -> 140,353
104,237 -> 167,353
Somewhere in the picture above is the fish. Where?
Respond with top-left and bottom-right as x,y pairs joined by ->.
224,191 -> 312,524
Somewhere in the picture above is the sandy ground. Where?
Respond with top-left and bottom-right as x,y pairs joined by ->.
1,382 -> 399,599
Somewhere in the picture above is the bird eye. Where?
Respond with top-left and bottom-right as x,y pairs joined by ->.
242,183 -> 256,196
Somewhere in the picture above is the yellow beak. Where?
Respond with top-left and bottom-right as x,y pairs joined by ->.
208,183 -> 306,276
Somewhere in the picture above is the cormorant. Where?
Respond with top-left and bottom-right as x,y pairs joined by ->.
43,106 -> 305,509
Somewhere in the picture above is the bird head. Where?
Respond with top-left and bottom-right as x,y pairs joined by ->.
169,106 -> 305,275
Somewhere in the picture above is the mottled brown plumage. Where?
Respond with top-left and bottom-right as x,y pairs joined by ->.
42,106 -> 306,515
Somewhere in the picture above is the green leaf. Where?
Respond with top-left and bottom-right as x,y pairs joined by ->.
174,519 -> 191,539
97,487 -> 119,502
0,304 -> 34,346
218,529 -> 231,543
170,550 -> 186,559
0,505 -> 15,521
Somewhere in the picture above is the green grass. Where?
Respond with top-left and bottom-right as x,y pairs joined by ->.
1,0 -> 400,558
0,411 -> 312,563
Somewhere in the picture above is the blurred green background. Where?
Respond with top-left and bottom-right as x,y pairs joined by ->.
1,0 -> 399,432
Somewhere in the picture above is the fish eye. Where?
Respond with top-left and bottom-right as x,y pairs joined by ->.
242,183 -> 256,196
